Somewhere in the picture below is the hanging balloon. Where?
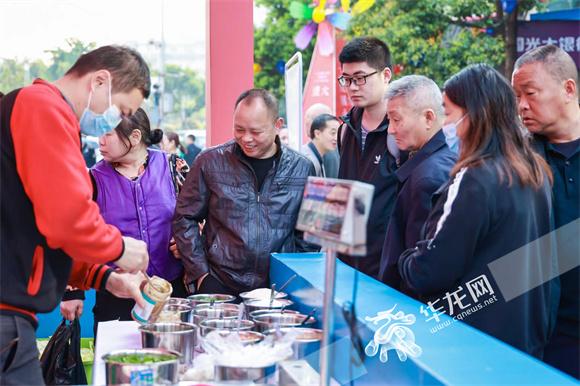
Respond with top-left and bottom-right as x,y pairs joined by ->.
417,53 -> 426,68
393,64 -> 404,75
253,63 -> 262,74
295,22 -> 318,50
312,6 -> 326,23
351,0 -> 375,15
328,12 -> 351,30
317,21 -> 335,56
501,0 -> 516,14
486,27 -> 494,36
341,0 -> 351,12
276,60 -> 286,74
292,0 -> 376,51
289,1 -> 313,19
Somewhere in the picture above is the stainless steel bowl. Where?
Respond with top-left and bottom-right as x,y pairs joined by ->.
157,302 -> 194,324
214,363 -> 277,383
199,318 -> 255,337
165,297 -> 193,306
244,298 -> 294,316
102,348 -> 180,385
193,303 -> 241,326
187,293 -> 236,306
252,312 -> 316,332
239,288 -> 288,303
139,322 -> 196,366
248,308 -> 300,320
265,327 -> 323,360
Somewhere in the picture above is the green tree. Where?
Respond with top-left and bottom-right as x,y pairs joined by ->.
153,64 -> 206,131
254,0 -> 315,109
44,38 -> 96,80
254,0 -> 544,91
0,39 -> 95,94
29,60 -> 48,81
0,59 -> 28,93
347,0 -> 543,85
0,38 -> 205,133
0,58 -> 48,93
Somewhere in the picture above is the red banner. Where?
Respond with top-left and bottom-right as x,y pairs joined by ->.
302,27 -> 353,143
302,22 -> 336,144
335,36 -> 352,118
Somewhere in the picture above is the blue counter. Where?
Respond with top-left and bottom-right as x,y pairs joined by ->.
271,253 -> 577,385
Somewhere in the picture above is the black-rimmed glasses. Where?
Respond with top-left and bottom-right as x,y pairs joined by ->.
338,71 -> 379,87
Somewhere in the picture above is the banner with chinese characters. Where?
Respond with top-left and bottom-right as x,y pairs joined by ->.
517,21 -> 580,68
335,37 -> 352,118
303,22 -> 337,143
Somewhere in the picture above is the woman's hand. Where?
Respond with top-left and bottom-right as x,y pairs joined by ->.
60,299 -> 84,321
169,237 -> 181,259
106,270 -> 147,308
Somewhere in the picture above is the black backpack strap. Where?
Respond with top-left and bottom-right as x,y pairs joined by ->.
337,121 -> 348,154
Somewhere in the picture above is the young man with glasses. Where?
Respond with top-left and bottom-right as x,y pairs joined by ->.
337,37 -> 403,279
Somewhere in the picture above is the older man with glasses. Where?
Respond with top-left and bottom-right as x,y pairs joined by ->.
336,37 -> 405,280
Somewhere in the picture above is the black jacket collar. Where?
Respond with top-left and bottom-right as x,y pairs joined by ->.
341,106 -> 389,137
232,136 -> 283,161
395,130 -> 448,183
307,141 -> 324,165
533,133 -> 580,159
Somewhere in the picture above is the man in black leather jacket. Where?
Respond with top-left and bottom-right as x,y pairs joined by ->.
173,89 -> 316,295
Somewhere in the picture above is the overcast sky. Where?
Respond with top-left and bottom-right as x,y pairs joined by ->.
0,0 -> 267,73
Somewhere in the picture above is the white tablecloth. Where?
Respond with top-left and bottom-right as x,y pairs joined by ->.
92,320 -> 142,385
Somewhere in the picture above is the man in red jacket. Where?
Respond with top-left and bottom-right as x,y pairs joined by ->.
0,45 -> 151,385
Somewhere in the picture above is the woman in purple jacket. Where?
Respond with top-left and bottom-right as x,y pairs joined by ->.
60,108 -> 187,331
